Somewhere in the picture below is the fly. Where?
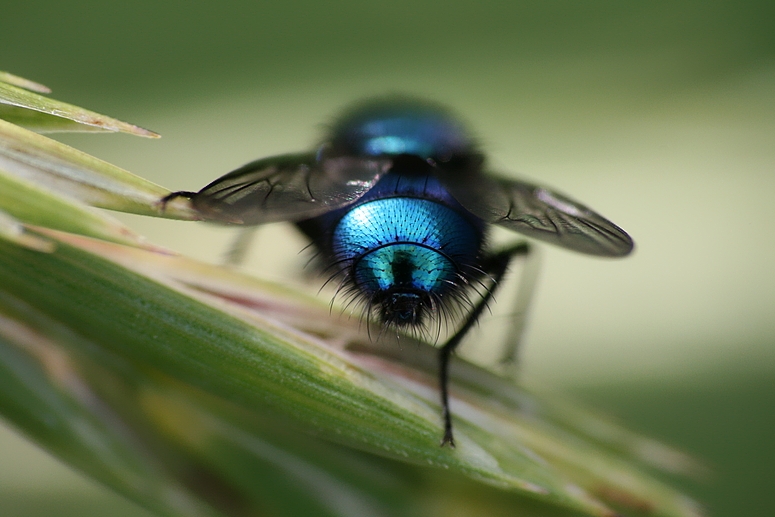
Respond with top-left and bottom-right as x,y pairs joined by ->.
161,97 -> 634,446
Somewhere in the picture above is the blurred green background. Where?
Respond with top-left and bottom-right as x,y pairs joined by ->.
1,1 -> 773,516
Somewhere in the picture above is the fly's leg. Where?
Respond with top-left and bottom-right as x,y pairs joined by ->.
224,228 -> 258,266
497,244 -> 541,374
159,190 -> 196,209
439,242 -> 531,447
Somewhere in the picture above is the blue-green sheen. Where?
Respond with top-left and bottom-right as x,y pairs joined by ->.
332,197 -> 480,297
330,100 -> 471,160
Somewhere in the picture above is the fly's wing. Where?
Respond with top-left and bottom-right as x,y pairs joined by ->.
188,152 -> 391,224
443,172 -> 634,257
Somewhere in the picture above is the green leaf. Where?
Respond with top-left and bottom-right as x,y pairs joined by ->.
0,227 -> 704,517
0,77 -> 704,517
0,72 -> 158,137
0,119 -> 195,221
0,173 -> 145,247
0,71 -> 52,93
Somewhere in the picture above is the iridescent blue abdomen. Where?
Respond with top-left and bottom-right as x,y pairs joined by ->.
333,197 -> 480,297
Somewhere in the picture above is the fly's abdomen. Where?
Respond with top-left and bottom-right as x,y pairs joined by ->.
332,197 -> 481,298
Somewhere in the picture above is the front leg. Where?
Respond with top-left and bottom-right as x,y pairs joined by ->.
438,242 -> 531,447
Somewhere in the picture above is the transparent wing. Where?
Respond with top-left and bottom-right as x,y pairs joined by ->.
188,152 -> 391,224
442,171 -> 634,257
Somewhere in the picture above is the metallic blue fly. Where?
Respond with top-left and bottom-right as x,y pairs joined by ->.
162,97 -> 634,446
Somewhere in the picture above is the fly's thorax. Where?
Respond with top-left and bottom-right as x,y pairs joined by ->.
327,98 -> 475,161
